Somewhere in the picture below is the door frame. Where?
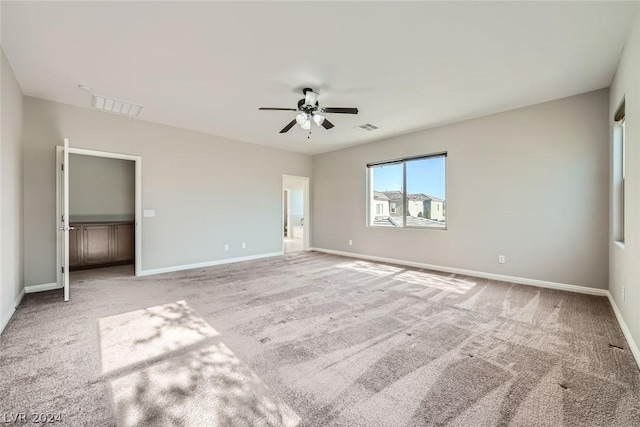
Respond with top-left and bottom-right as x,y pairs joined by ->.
283,189 -> 291,238
56,146 -> 143,289
282,175 -> 310,252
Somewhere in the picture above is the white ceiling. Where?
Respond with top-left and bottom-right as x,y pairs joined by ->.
2,1 -> 637,155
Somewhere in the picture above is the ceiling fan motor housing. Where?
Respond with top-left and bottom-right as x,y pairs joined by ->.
298,98 -> 319,114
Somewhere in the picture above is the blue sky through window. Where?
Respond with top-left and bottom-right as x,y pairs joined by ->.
372,157 -> 445,199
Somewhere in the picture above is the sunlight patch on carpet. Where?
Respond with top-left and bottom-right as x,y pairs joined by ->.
111,342 -> 301,427
100,301 -> 300,426
337,260 -> 404,276
393,270 -> 476,294
338,260 -> 476,293
99,300 -> 219,375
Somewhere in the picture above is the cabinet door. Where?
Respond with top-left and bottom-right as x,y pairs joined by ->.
83,225 -> 113,265
68,226 -> 83,267
113,223 -> 135,262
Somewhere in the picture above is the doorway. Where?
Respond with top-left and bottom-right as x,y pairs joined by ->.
282,175 -> 310,253
56,144 -> 142,301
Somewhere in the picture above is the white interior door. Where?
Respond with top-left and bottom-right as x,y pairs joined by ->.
61,138 -> 71,301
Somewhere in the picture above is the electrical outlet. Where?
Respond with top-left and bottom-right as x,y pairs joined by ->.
622,286 -> 626,301
242,242 -> 246,249
498,255 -> 506,264
348,240 -> 353,246
224,244 -> 229,252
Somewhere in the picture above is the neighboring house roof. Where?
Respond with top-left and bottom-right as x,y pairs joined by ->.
408,193 -> 430,201
373,191 -> 390,201
382,191 -> 403,201
373,216 -> 445,228
382,191 -> 444,202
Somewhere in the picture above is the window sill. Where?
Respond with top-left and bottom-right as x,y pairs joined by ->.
614,241 -> 626,250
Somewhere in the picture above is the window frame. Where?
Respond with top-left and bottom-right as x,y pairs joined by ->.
367,152 -> 447,230
613,96 -> 625,245
615,118 -> 626,244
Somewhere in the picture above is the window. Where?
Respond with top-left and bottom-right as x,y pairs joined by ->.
614,99 -> 625,243
375,204 -> 383,215
368,153 -> 446,228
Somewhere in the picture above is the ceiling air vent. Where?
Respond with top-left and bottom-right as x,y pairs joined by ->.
355,123 -> 379,132
92,94 -> 143,118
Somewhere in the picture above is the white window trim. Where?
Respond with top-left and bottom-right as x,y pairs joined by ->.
366,153 -> 447,230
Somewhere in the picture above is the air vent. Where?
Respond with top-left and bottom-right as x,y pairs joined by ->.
355,123 -> 379,132
92,95 -> 143,118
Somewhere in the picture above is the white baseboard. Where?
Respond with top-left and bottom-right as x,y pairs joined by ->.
311,248 -> 608,297
16,287 -> 25,307
139,252 -> 284,276
606,291 -> 640,369
1,287 -> 26,336
0,307 -> 16,336
25,282 -> 63,294
0,307 -> 16,334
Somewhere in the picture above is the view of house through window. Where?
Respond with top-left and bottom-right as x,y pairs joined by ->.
614,99 -> 625,243
368,154 -> 446,228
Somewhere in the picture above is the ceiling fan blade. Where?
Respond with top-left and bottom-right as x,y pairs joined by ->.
259,107 -> 298,111
321,118 -> 335,130
322,107 -> 359,114
279,119 -> 297,133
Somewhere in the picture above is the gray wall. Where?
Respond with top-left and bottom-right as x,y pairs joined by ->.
312,89 -> 609,289
1,47 -> 24,331
69,154 -> 135,217
609,10 -> 640,352
23,97 -> 311,286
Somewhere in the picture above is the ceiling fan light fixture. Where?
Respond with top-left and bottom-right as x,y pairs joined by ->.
295,112 -> 308,125
304,89 -> 319,107
259,87 -> 358,134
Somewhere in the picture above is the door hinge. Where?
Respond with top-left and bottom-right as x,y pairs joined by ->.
61,163 -> 64,171
61,266 -> 65,274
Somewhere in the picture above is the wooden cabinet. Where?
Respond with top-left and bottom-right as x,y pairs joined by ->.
113,223 -> 135,262
69,221 -> 134,270
83,225 -> 113,265
68,227 -> 82,267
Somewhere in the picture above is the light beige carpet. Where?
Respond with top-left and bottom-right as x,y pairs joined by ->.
100,301 -> 299,427
1,251 -> 639,426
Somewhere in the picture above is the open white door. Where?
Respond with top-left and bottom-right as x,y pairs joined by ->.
61,138 -> 71,301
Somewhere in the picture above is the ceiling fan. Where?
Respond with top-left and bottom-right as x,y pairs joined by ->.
259,88 -> 359,133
